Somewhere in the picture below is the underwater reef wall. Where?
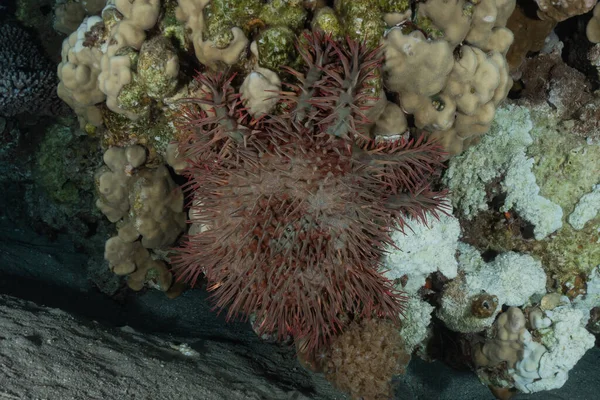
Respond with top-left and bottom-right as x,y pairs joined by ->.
2,1 -> 600,399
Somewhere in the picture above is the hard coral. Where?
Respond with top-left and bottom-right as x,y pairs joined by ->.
173,33 -> 448,352
535,0 -> 596,22
0,24 -> 67,117
324,319 -> 410,400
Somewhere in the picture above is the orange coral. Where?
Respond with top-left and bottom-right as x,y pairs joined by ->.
323,319 -> 410,400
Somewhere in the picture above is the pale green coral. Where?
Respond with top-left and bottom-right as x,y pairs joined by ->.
204,0 -> 263,48
569,185 -> 600,230
528,108 -> 600,217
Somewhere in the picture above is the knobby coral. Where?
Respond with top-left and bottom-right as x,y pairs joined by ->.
172,33 -> 448,352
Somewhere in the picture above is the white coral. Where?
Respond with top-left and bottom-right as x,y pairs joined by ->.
383,204 -> 460,294
444,105 -> 563,239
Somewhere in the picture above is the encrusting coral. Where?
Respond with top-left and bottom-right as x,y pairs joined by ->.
473,299 -> 596,395
172,32 -> 448,353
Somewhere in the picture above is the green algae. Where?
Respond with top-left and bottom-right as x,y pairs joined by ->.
36,123 -> 98,205
260,0 -> 307,32
256,26 -> 297,71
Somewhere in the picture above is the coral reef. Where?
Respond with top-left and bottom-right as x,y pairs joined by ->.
36,2 -> 600,399
383,0 -> 515,156
55,0 -> 524,161
455,103 -> 600,288
56,0 -> 185,155
438,97 -> 600,396
445,105 -> 563,240
438,243 -> 546,333
95,145 -> 186,248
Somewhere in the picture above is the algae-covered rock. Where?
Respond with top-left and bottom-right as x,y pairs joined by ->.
311,7 -> 343,39
256,26 -> 297,71
36,123 -> 99,205
204,0 -> 263,48
29,121 -> 108,245
260,0 -> 307,32
378,0 -> 411,13
160,0 -> 190,51
137,36 -> 180,100
335,0 -> 386,48
102,107 -> 179,164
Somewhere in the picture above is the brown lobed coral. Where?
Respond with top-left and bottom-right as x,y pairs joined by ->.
505,5 -> 556,76
535,0 -> 596,22
172,33 -> 448,353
